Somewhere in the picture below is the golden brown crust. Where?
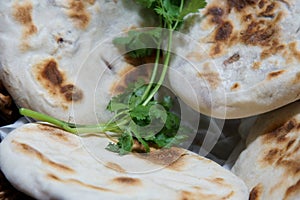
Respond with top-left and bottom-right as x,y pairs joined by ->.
111,177 -> 142,186
67,0 -> 91,29
12,140 -> 76,174
249,184 -> 263,200
47,173 -> 112,191
12,1 -> 37,51
204,0 -> 291,61
33,58 -> 83,106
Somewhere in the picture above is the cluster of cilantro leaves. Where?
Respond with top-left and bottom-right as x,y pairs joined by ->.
105,80 -> 188,155
137,0 -> 206,27
19,0 -> 206,155
114,0 -> 207,58
105,0 -> 207,154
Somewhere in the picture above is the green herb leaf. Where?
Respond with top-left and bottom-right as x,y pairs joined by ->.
161,96 -> 173,110
130,104 -> 151,121
154,0 -> 181,26
113,28 -> 161,58
180,0 -> 207,20
105,142 -> 120,153
117,131 -> 134,155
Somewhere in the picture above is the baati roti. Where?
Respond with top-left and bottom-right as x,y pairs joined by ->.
168,0 -> 300,119
0,123 -> 249,199
0,0 -> 156,124
232,101 -> 300,200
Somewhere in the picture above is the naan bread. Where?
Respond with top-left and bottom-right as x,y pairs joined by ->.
169,0 -> 300,119
0,123 -> 249,199
231,102 -> 300,200
0,0 -> 155,124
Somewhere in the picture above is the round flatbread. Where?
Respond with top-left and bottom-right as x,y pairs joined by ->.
169,0 -> 300,119
0,0 -> 155,124
231,101 -> 300,200
0,123 -> 249,199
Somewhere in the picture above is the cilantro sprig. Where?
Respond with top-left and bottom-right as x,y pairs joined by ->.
19,0 -> 206,155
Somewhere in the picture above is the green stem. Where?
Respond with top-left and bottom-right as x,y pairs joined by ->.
19,108 -> 121,134
142,25 -> 174,106
106,109 -> 129,125
19,108 -> 78,134
142,0 -> 184,106
172,0 -> 185,30
141,16 -> 163,103
141,43 -> 161,102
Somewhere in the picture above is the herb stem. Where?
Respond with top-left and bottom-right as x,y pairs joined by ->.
172,0 -> 185,30
19,108 -> 122,134
142,25 -> 174,106
106,109 -> 129,125
19,108 -> 77,134
141,40 -> 161,102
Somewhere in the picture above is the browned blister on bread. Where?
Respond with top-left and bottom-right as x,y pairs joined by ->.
232,101 -> 300,200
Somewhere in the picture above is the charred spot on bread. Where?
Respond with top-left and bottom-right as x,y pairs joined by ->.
42,60 -> 63,85
47,173 -> 111,191
249,184 -> 263,200
105,162 -> 126,173
12,1 -> 37,50
207,7 -> 224,24
198,71 -> 221,89
227,0 -> 258,12
112,177 -> 142,186
230,83 -> 240,91
12,140 -> 75,173
266,70 -> 285,80
135,147 -> 187,170
34,58 -> 83,105
67,0 -> 91,29
223,53 -> 240,66
215,21 -> 233,41
60,84 -> 83,102
284,179 -> 300,199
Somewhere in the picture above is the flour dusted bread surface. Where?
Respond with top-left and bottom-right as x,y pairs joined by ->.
0,123 -> 249,200
0,0 -> 155,124
169,0 -> 300,119
232,102 -> 300,200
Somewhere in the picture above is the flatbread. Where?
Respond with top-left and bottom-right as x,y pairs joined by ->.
231,101 -> 300,200
168,0 -> 300,119
0,123 -> 249,199
0,0 -> 155,124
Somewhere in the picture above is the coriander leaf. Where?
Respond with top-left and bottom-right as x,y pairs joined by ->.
107,102 -> 128,112
107,79 -> 146,112
131,125 -> 151,152
117,131 -> 134,155
128,95 -> 143,110
164,134 -> 188,148
154,0 -> 180,24
151,132 -> 172,147
165,112 -> 180,132
113,29 -> 160,58
150,131 -> 188,148
130,104 -> 151,121
105,142 -> 120,153
179,0 -> 207,20
112,36 -> 132,45
149,104 -> 167,121
161,96 -> 173,110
